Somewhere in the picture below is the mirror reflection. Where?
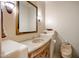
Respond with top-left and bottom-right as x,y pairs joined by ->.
16,1 -> 38,34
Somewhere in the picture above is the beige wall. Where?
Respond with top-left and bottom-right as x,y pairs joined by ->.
2,1 -> 45,42
45,1 -> 79,57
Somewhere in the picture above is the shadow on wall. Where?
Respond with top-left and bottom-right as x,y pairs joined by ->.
72,47 -> 79,58
54,31 -> 78,58
53,31 -> 62,57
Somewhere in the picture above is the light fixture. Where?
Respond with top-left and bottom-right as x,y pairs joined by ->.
5,1 -> 15,14
38,14 -> 42,22
38,11 -> 42,22
1,1 -> 15,14
38,15 -> 41,22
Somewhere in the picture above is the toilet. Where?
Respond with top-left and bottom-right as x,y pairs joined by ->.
61,42 -> 72,58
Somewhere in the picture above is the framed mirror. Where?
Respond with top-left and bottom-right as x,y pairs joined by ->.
16,1 -> 38,35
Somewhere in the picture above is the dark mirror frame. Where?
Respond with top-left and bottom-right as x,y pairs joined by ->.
16,1 -> 38,35
1,9 -> 6,38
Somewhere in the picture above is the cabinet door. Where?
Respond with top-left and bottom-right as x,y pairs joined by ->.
29,41 -> 50,58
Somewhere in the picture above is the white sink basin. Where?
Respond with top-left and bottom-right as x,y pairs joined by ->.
32,39 -> 44,43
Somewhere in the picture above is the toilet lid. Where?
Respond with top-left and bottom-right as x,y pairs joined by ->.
61,46 -> 72,55
61,44 -> 72,55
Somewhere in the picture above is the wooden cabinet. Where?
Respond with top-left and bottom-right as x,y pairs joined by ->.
28,41 -> 50,58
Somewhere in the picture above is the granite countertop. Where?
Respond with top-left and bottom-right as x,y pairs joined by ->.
21,30 -> 55,53
2,40 -> 27,57
1,30 -> 55,57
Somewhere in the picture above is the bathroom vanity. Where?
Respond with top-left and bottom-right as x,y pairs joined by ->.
21,30 -> 56,58
2,30 -> 56,58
